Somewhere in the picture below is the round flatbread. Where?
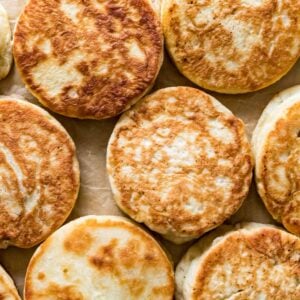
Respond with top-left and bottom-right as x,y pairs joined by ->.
0,3 -> 12,80
162,0 -> 300,94
252,85 -> 300,235
13,0 -> 163,119
107,87 -> 253,244
0,265 -> 20,300
24,215 -> 174,299
176,223 -> 300,300
0,98 -> 79,248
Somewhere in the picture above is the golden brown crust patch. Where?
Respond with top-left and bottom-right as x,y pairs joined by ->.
187,226 -> 300,299
63,227 -> 93,255
107,87 -> 253,243
162,0 -> 300,93
24,216 -> 174,299
13,0 -> 163,119
261,105 -> 300,233
253,89 -> 300,235
0,99 -> 79,248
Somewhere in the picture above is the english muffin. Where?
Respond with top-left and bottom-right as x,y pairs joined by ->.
0,265 -> 21,300
107,87 -> 253,244
13,0 -> 163,119
162,0 -> 300,94
252,85 -> 300,235
0,3 -> 12,80
176,223 -> 300,300
0,98 -> 79,248
24,215 -> 174,300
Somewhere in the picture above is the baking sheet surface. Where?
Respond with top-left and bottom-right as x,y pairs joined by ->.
0,0 -> 299,294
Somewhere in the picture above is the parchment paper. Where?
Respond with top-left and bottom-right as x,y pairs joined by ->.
0,0 -> 299,296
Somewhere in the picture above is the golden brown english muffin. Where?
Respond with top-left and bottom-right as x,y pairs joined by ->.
24,215 -> 174,300
162,0 -> 300,94
252,85 -> 300,235
107,87 -> 253,244
0,3 -> 12,80
175,223 -> 300,300
13,0 -> 163,119
0,265 -> 21,300
0,98 -> 79,248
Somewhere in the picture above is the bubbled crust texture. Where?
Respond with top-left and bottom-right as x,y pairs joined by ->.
107,87 -> 253,243
24,216 -> 174,300
0,99 -> 79,248
0,265 -> 21,300
162,0 -> 300,94
177,225 -> 300,300
253,88 -> 300,235
13,0 -> 163,119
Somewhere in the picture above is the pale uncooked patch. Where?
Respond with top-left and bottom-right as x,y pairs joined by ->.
0,3 -> 12,80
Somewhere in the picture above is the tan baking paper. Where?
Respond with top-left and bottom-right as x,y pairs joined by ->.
0,0 -> 299,296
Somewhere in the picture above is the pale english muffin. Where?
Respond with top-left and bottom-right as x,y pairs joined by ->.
24,215 -> 174,300
0,98 -> 79,248
107,87 -> 253,244
13,0 -> 163,119
175,223 -> 300,300
148,0 -> 161,16
162,0 -> 300,94
0,3 -> 12,80
0,265 -> 21,300
252,86 -> 300,235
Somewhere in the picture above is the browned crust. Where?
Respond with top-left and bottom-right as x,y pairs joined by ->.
162,0 -> 300,94
13,0 -> 163,119
191,226 -> 300,299
24,216 -> 174,299
107,87 -> 253,242
259,102 -> 300,235
0,99 -> 79,248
